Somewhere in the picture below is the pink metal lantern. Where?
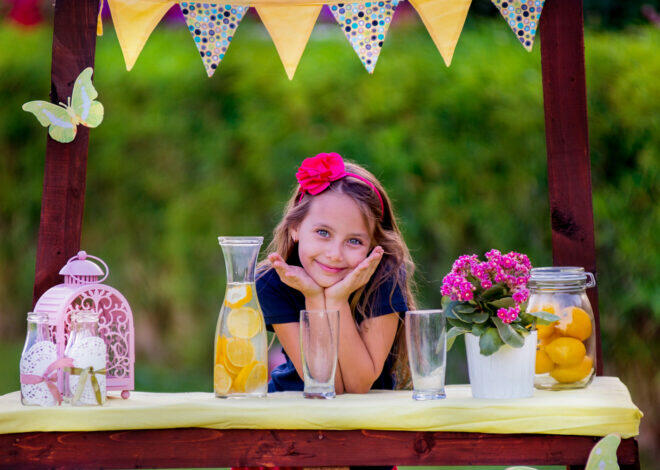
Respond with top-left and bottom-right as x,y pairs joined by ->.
33,251 -> 134,399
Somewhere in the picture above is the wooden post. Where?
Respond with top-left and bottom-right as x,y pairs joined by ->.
32,0 -> 99,305
540,0 -> 602,374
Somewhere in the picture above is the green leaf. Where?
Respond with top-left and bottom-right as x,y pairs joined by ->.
471,322 -> 489,336
443,300 -> 460,319
448,317 -> 472,330
479,327 -> 504,356
489,297 -> 515,309
454,304 -> 476,314
527,310 -> 560,325
511,323 -> 529,336
478,284 -> 505,302
446,326 -> 468,351
494,317 -> 525,348
451,304 -> 475,323
471,312 -> 490,323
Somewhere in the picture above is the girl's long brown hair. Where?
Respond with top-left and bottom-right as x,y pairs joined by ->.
259,160 -> 416,389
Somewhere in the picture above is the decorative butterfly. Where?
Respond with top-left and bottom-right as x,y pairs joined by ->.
23,67 -> 104,144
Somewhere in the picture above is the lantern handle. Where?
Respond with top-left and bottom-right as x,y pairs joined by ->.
66,251 -> 109,284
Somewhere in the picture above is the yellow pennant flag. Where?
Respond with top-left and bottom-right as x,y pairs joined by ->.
107,0 -> 176,70
256,4 -> 321,80
409,0 -> 471,66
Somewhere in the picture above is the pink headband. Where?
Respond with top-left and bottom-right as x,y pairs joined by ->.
295,153 -> 384,216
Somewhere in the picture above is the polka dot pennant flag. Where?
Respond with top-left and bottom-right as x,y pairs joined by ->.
180,2 -> 249,77
491,0 -> 545,51
329,1 -> 400,73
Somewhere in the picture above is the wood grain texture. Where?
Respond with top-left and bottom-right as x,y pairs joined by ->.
32,0 -> 99,305
0,429 -> 640,469
539,0 -> 602,374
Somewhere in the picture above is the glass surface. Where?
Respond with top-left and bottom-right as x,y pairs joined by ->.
20,312 -> 55,406
528,268 -> 597,390
215,236 -> 267,398
300,309 -> 339,399
405,309 -> 447,400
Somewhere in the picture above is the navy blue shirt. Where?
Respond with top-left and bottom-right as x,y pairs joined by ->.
257,266 -> 408,392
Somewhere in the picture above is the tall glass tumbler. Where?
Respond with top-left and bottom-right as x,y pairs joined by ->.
300,309 -> 339,399
405,309 -> 447,400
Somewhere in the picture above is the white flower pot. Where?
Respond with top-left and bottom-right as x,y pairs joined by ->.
465,330 -> 537,399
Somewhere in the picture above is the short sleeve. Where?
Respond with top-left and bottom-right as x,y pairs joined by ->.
365,274 -> 409,320
256,268 -> 304,326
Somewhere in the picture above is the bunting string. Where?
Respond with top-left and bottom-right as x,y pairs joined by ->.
103,0 -> 545,77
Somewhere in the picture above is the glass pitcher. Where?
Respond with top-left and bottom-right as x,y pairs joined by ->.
215,236 -> 267,398
527,267 -> 597,390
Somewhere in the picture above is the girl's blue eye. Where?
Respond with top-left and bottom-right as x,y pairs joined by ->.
348,238 -> 363,246
316,229 -> 329,237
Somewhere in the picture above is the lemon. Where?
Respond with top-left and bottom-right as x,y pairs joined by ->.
535,349 -> 554,374
215,336 -> 240,375
530,304 -> 558,339
224,284 -> 252,309
545,337 -> 586,366
214,364 -> 232,394
550,356 -> 594,383
227,306 -> 262,339
226,337 -> 255,368
556,306 -> 592,341
538,331 -> 561,349
234,361 -> 268,393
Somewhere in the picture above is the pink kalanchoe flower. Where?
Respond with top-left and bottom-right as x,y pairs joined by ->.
513,288 -> 529,304
497,306 -> 520,324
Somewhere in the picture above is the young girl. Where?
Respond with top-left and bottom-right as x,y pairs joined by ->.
257,152 -> 417,393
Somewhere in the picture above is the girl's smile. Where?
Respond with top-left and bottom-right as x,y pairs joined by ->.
291,191 -> 373,288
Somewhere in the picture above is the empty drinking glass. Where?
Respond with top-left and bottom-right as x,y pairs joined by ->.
300,309 -> 339,399
406,309 -> 447,400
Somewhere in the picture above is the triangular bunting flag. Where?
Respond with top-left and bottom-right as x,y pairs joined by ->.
329,1 -> 399,73
180,2 -> 249,77
107,0 -> 176,70
409,0 -> 471,66
256,4 -> 321,80
491,0 -> 545,51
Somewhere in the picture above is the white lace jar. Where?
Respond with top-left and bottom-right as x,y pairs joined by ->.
20,312 -> 60,406
64,311 -> 107,406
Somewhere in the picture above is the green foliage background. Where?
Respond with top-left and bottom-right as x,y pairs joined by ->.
0,16 -> 657,464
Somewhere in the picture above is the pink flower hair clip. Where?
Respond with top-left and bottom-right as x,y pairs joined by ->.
295,153 -> 384,216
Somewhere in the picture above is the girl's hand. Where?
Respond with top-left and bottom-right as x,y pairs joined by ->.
325,246 -> 384,303
268,253 -> 324,298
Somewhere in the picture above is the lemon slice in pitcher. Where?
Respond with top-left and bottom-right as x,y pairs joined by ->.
235,361 -> 268,393
227,306 -> 262,339
214,364 -> 233,394
226,337 -> 255,368
224,284 -> 253,309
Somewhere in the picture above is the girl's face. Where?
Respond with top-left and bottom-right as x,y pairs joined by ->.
291,191 -> 373,288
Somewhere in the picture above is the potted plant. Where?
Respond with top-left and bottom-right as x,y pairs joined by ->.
442,250 -> 558,399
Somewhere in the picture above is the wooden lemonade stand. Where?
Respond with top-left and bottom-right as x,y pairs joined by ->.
0,0 -> 643,468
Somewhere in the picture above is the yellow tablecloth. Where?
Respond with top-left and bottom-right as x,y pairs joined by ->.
0,377 -> 641,438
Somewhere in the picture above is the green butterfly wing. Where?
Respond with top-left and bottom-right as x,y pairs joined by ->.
71,67 -> 104,128
586,434 -> 621,470
23,100 -> 77,143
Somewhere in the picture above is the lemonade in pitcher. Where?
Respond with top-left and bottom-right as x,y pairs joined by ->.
214,237 -> 267,398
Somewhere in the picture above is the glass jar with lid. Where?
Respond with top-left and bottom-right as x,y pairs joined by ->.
527,267 -> 597,390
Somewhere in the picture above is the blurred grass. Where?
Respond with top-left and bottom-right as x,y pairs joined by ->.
0,15 -> 657,467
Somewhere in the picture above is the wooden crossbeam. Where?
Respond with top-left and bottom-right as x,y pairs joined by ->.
0,430 -> 641,469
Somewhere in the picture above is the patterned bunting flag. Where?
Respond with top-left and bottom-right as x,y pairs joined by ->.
329,0 -> 400,73
491,0 -> 545,51
180,2 -> 249,77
